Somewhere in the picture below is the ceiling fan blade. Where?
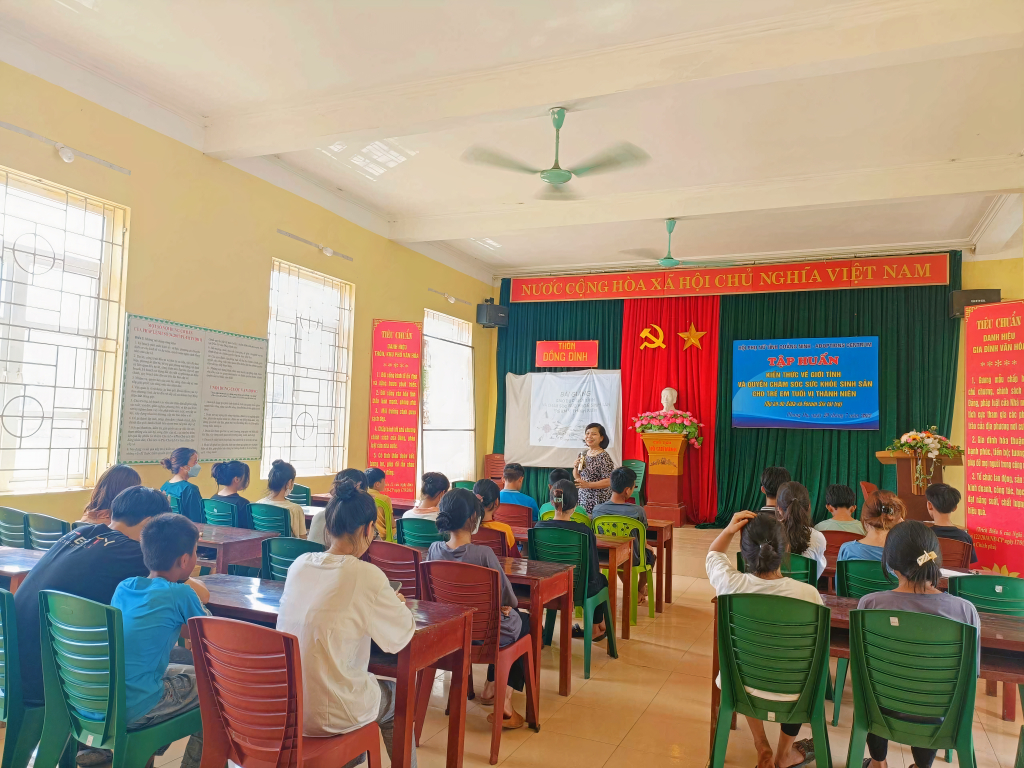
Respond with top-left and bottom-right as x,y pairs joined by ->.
569,142 -> 649,177
461,146 -> 541,175
535,184 -> 580,201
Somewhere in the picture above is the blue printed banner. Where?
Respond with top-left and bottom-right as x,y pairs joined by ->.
731,336 -> 879,429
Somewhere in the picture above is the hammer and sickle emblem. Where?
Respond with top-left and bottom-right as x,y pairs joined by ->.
639,324 -> 666,350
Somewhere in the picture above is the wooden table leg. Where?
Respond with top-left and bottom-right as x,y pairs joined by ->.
987,678 -> 999,696
1004,683 -> 1017,722
391,647 -> 417,768
558,570 -> 572,696
9,573 -> 25,593
606,547 -> 619,640
654,530 -> 665,614
215,543 -> 228,574
665,527 -> 673,604
446,618 -> 470,768
621,551 -> 632,640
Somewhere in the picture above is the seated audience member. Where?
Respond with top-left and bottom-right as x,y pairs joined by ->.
308,467 -> 369,545
474,478 -> 517,553
366,467 -> 394,540
775,481 -> 827,578
536,480 -> 608,640
707,510 -> 823,768
538,468 -> 577,515
258,459 -> 307,537
592,466 -> 657,599
858,520 -> 980,768
499,462 -> 540,521
838,490 -> 905,562
426,489 -> 531,729
277,479 -> 417,765
79,464 -> 141,525
160,447 -> 204,523
925,483 -> 977,564
814,484 -> 864,534
211,460 -> 253,528
759,466 -> 792,513
110,514 -> 210,768
407,472 -> 449,521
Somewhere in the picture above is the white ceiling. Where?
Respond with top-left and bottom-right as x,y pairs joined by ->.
2,0 -> 1023,281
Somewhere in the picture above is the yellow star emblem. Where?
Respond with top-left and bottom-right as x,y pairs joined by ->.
678,323 -> 707,350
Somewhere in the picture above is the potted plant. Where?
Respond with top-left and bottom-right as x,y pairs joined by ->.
630,410 -> 704,448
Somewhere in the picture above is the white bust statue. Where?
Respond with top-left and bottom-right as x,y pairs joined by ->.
660,387 -> 679,413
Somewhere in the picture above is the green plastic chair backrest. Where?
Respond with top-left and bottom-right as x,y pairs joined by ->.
38,590 -> 124,745
249,503 -> 291,537
623,459 -> 646,500
203,498 -> 237,527
735,551 -> 818,586
452,481 -> 475,490
836,559 -> 896,599
399,516 -> 444,547
528,527 -> 589,609
0,507 -> 26,548
0,587 -> 19,723
947,574 -> 1024,616
1015,725 -> 1024,768
25,513 -> 71,551
261,537 -> 324,581
848,609 -> 977,751
593,514 -> 649,568
166,494 -> 180,514
717,593 -> 831,724
285,483 -> 311,506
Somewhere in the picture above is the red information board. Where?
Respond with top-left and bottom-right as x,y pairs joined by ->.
535,340 -> 599,367
964,299 -> 1024,576
367,320 -> 422,498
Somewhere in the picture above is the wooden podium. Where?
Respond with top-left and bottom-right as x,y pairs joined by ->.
875,450 -> 963,522
640,432 -> 688,526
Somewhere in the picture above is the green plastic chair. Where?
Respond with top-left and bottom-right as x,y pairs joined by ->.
948,574 -> 1024,615
203,498 -> 238,527
1015,726 -> 1024,768
623,459 -> 646,505
286,483 -> 311,506
831,559 -> 897,725
593,515 -> 655,625
452,480 -> 475,490
0,508 -> 26,548
24,513 -> 70,550
262,537 -> 324,581
846,609 -> 977,768
398,516 -> 445,547
528,527 -> 617,678
250,502 -> 292,537
166,494 -> 180,514
735,551 -> 819,586
539,508 -> 592,527
711,594 -> 833,768
34,590 -> 202,768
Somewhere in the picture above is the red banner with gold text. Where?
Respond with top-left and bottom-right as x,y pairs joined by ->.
511,253 -> 948,303
368,320 -> 422,498
964,299 -> 1024,576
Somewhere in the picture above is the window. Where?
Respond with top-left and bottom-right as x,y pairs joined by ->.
262,260 -> 353,478
421,309 -> 475,481
0,167 -> 127,492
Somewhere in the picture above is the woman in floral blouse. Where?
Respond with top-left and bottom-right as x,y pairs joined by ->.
573,423 -> 614,513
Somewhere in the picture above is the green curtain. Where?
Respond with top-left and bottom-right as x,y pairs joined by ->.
705,252 -> 962,527
493,278 -> 623,504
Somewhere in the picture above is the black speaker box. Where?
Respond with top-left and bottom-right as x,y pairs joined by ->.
949,289 -> 1001,318
477,301 -> 508,328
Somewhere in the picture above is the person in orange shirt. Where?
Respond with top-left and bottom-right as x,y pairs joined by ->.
474,478 -> 519,555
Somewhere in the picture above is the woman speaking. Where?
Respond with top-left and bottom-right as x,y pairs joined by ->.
573,422 -> 614,513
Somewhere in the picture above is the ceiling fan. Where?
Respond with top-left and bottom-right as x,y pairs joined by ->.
461,107 -> 649,200
621,218 -> 745,269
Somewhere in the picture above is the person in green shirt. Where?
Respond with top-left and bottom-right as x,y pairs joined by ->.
814,484 -> 865,534
366,467 -> 395,541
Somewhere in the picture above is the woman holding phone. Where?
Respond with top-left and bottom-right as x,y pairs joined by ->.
573,423 -> 614,513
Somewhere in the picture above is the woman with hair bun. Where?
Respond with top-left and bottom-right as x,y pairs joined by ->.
80,464 -> 142,525
258,459 -> 306,537
406,472 -> 449,522
308,468 -> 370,546
706,510 -> 823,768
210,460 -> 253,528
838,489 -> 906,562
159,447 -> 203,523
775,481 -> 827,578
276,478 -> 416,765
425,488 -> 531,729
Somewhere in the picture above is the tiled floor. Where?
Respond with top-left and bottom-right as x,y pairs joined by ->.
4,528 -> 1020,768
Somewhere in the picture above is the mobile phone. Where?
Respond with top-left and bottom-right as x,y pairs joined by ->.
389,580 -> 403,593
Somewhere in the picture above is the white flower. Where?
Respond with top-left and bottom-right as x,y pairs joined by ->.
929,451 -> 939,459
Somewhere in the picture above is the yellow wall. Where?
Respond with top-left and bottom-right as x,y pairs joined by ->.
0,61 -> 495,522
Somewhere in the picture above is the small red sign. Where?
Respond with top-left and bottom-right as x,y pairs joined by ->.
535,340 -> 599,367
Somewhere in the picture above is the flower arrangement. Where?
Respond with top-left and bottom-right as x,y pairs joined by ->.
630,410 -> 704,448
885,426 -> 964,488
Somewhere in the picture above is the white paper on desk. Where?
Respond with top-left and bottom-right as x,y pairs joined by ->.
941,568 -> 971,578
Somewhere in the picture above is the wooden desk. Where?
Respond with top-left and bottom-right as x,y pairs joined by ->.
0,546 -> 45,592
310,493 -> 417,512
198,574 -> 474,768
196,525 -> 277,574
646,520 -> 674,612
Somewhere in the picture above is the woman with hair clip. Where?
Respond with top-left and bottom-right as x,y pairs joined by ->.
707,511 -> 823,768
277,478 -> 417,765
775,481 -> 828,578
258,459 -> 306,537
838,490 -> 906,562
80,464 -> 142,525
857,520 -> 980,768
425,488 -> 531,729
210,460 -> 253,529
308,468 -> 370,546
160,447 -> 203,523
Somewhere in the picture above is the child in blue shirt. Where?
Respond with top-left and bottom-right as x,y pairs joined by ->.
111,513 -> 210,768
837,490 -> 906,562
499,462 -> 540,521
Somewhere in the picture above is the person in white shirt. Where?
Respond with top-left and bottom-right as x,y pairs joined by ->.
259,459 -> 307,538
277,478 -> 416,767
775,481 -> 827,579
707,510 -> 823,768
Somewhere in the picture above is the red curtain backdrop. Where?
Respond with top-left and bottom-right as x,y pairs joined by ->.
620,296 -> 720,524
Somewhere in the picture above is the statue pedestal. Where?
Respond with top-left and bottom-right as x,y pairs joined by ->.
639,432 -> 688,527
875,450 -> 964,521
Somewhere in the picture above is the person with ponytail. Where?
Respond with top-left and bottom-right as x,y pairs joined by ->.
473,478 -> 517,552
425,488 -> 531,729
277,478 -> 417,765
160,448 -> 203,523
838,489 -> 906,562
258,459 -> 306,537
775,481 -> 827,578
707,511 -> 823,768
857,520 -> 979,768
308,468 -> 371,546
210,460 -> 253,528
